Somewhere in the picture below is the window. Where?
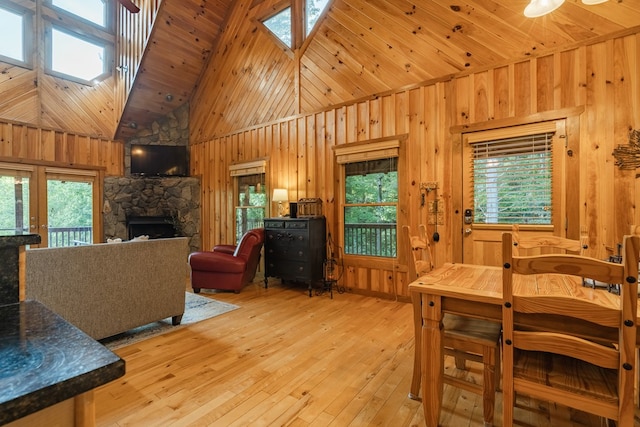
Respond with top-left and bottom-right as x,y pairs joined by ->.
263,7 -> 292,48
305,0 -> 329,35
49,27 -> 106,82
230,160 -> 268,243
335,139 -> 400,258
0,4 -> 31,67
44,0 -> 112,85
50,0 -> 107,27
260,0 -> 330,49
471,132 -> 553,225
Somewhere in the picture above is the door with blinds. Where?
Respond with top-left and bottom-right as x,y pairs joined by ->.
461,121 -> 566,266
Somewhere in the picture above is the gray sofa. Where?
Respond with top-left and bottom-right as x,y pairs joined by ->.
25,237 -> 189,340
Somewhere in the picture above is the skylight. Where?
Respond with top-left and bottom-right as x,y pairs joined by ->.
0,7 -> 24,62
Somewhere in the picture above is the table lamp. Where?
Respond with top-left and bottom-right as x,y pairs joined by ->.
272,188 -> 288,217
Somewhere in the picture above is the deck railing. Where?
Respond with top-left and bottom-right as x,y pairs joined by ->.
48,227 -> 93,247
344,223 -> 397,257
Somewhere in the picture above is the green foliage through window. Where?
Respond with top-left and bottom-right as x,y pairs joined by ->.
235,174 -> 266,242
344,158 -> 398,257
472,133 -> 552,224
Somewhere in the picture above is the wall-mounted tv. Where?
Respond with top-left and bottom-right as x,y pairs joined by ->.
130,144 -> 188,177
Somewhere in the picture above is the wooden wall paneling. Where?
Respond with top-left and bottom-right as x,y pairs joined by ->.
0,123 -> 11,158
368,97 -> 381,140
322,110 -> 337,243
0,67 -> 39,124
496,65 -> 513,119
404,88 -> 423,270
510,62 -> 527,118
296,117 -> 307,201
584,41 -> 611,253
536,55 -> 555,112
612,35 -> 638,245
473,70 -> 490,123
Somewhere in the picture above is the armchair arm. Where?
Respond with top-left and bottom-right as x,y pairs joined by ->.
188,251 -> 246,274
212,244 -> 236,255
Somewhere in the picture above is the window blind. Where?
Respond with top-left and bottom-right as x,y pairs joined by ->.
471,132 -> 553,224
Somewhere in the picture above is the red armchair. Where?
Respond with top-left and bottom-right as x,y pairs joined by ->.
188,228 -> 264,293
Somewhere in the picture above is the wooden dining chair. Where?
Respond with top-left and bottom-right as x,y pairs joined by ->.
405,225 -> 502,426
501,232 -> 639,426
511,224 -> 588,256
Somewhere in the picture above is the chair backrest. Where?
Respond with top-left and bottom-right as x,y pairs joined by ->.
510,224 -> 588,256
234,228 -> 264,259
403,224 -> 433,278
501,232 -> 639,424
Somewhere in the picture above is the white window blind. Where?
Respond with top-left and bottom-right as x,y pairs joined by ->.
471,132 -> 553,224
229,159 -> 267,177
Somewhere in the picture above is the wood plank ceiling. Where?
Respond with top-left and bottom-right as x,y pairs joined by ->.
116,0 -> 640,140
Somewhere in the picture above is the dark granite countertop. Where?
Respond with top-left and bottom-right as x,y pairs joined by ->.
0,300 -> 125,425
0,233 -> 41,248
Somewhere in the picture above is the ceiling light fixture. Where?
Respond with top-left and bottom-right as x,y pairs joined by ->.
524,0 -> 565,17
581,0 -> 607,4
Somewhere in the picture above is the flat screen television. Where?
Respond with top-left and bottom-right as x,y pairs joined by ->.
130,144 -> 188,177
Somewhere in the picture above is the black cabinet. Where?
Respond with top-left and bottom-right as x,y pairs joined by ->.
264,217 -> 326,296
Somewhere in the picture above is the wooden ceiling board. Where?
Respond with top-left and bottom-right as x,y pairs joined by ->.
332,1 -> 466,78
116,0 -> 232,139
320,12 -> 437,86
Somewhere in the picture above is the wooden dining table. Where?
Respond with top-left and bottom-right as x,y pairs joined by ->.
408,262 -> 632,427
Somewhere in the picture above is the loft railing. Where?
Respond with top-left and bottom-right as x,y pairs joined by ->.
344,223 -> 397,257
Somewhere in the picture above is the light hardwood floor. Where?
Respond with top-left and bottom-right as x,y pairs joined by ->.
95,279 -> 634,426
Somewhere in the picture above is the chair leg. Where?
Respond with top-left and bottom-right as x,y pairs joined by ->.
482,346 -> 496,427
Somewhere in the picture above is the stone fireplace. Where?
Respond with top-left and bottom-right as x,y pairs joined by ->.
103,176 -> 200,252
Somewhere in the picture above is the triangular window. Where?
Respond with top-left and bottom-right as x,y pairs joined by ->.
263,7 -> 292,48
260,0 -> 330,50
305,0 -> 329,35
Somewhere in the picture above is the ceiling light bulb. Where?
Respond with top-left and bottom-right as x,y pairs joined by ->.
582,0 -> 607,4
524,0 -> 565,17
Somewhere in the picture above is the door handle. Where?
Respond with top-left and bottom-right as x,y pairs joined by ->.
464,228 -> 472,236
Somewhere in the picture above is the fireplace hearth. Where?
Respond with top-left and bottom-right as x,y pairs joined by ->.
127,216 -> 177,240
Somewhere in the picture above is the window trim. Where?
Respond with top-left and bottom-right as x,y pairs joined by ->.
45,0 -> 112,31
230,159 -> 269,243
44,21 -> 112,85
334,136 -> 404,261
463,121 -> 565,232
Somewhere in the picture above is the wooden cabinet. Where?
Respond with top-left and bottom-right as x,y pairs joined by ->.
264,217 -> 326,296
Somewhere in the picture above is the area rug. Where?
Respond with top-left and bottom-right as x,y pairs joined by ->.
100,292 -> 239,350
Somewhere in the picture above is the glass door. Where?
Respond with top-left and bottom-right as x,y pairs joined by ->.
0,164 -> 35,236
0,164 -> 100,247
43,169 -> 98,247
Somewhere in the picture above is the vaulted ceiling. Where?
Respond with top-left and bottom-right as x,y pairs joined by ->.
116,0 -> 640,140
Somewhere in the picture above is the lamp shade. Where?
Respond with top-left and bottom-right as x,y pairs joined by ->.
524,0 -> 565,17
272,188 -> 288,202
